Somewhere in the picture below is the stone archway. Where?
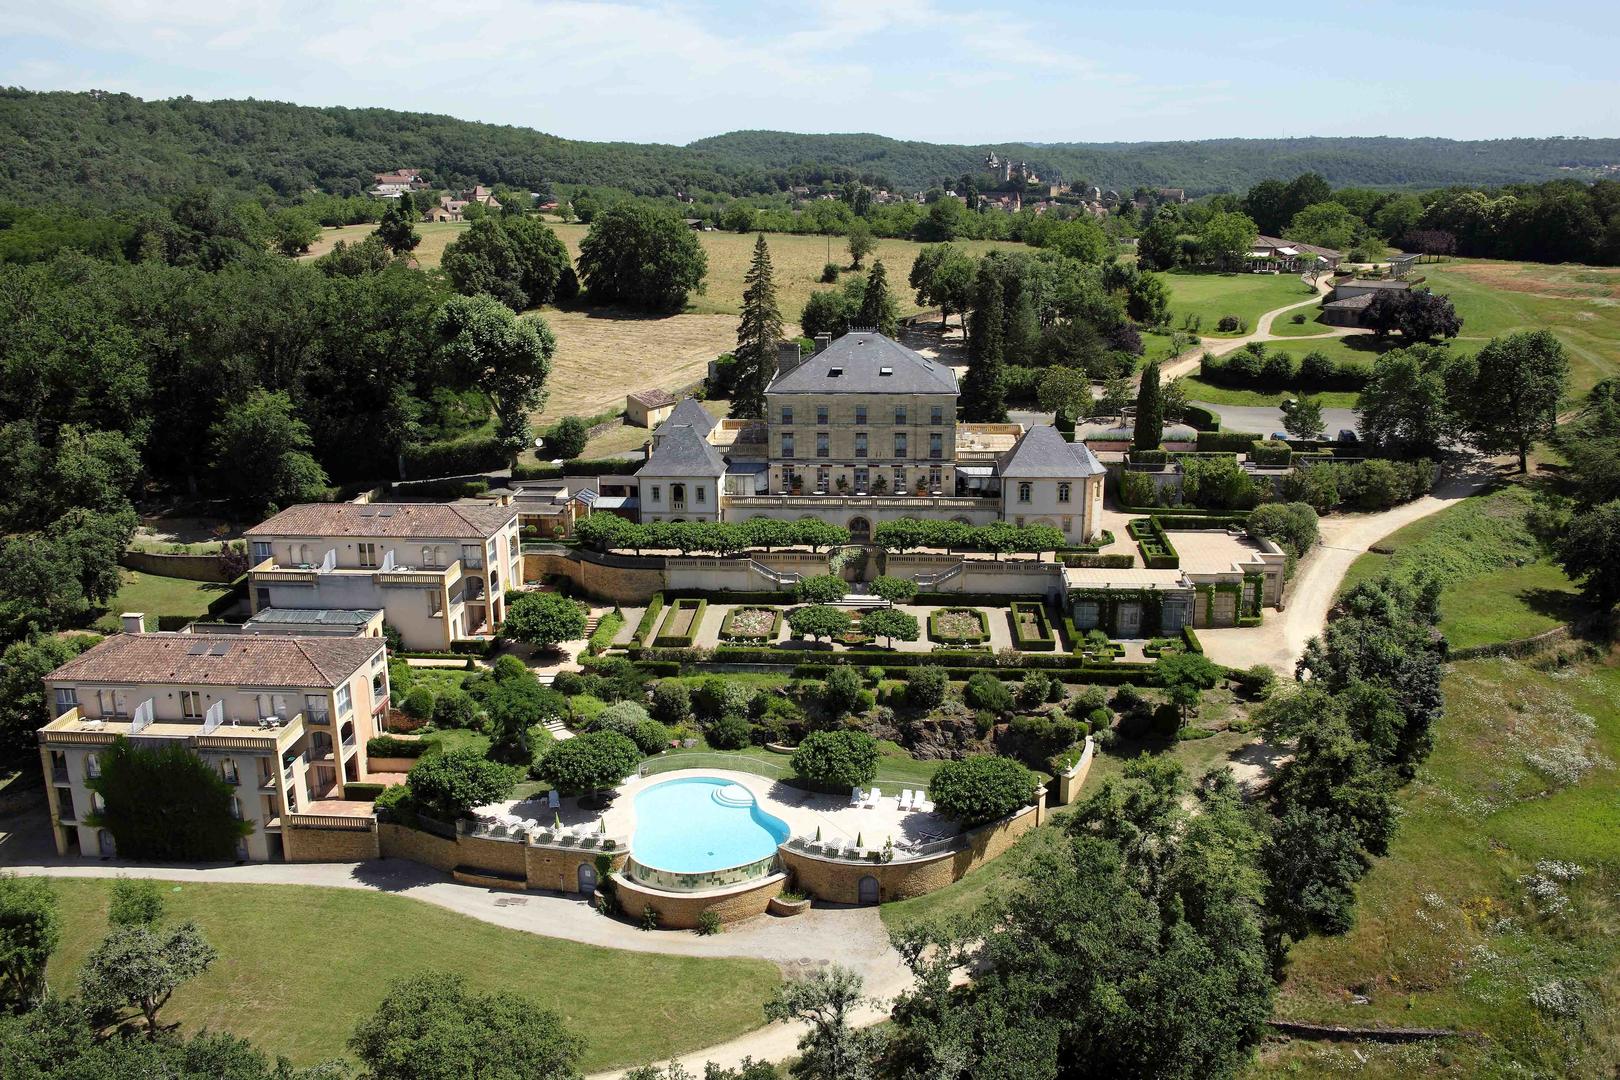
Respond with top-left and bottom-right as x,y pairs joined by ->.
848,516 -> 872,542
857,875 -> 880,905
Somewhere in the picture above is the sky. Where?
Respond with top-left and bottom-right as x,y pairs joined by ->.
2,0 -> 1616,146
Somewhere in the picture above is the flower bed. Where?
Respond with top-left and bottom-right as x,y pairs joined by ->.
1008,602 -> 1056,651
929,607 -> 989,646
719,605 -> 782,643
653,598 -> 707,648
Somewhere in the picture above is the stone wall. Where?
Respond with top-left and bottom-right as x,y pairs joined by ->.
377,821 -> 625,894
780,796 -> 1044,904
283,821 -> 380,862
120,550 -> 234,583
379,821 -> 458,870
527,844 -> 627,893
524,551 -> 666,602
1052,737 -> 1096,806
612,872 -> 786,929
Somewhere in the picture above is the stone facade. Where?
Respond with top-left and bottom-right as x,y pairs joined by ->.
377,821 -> 626,895
611,872 -> 786,929
283,819 -> 380,861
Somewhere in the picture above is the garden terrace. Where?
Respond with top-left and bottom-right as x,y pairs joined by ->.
1128,517 -> 1180,569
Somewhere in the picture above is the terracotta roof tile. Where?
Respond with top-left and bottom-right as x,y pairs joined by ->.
245,502 -> 517,540
46,633 -> 382,689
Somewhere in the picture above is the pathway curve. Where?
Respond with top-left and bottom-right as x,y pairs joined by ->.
1,848 -> 911,1079
1199,462 -> 1501,673
1155,273 -> 1365,383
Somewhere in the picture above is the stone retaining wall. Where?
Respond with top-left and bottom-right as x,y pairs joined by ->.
612,871 -> 786,929
377,821 -> 624,894
120,550 -> 235,582
779,796 -> 1044,905
284,820 -> 380,861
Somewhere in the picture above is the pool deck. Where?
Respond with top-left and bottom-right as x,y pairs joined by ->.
481,768 -> 959,855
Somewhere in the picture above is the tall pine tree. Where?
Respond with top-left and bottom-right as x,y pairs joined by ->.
733,234 -> 783,418
963,263 -> 1007,422
855,259 -> 899,336
1134,360 -> 1164,451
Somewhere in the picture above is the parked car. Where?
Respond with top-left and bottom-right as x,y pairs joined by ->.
1269,431 -> 1290,441
1337,429 -> 1360,443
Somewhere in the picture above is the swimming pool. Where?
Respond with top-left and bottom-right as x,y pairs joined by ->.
627,776 -> 790,890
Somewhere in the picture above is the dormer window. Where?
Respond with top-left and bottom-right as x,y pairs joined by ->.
879,366 -> 893,377
827,367 -> 843,378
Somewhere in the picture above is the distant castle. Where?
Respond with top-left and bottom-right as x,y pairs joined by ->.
984,151 -> 1040,186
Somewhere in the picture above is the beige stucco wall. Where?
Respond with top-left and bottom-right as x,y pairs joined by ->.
612,872 -> 785,929
1000,473 -> 1104,544
637,475 -> 724,523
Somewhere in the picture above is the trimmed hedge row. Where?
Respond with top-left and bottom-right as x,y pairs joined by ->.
512,457 -> 646,480
719,605 -> 783,642
790,663 -> 1157,686
1182,403 -> 1219,432
402,435 -> 507,477
1128,517 -> 1179,569
653,598 -> 707,648
704,645 -> 1157,675
1195,431 -> 1263,453
632,593 -> 665,645
367,735 -> 427,758
928,607 -> 990,645
1062,553 -> 1135,569
343,782 -> 388,801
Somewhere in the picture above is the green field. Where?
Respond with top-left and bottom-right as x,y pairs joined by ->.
42,878 -> 780,1072
1183,337 -> 1387,408
1261,652 -> 1620,1078
1409,260 -> 1620,399
91,571 -> 232,632
1163,271 -> 1319,336
1338,485 -> 1586,651
1266,305 -> 1331,337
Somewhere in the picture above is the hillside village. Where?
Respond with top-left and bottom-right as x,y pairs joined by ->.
1,71 -> 1619,1080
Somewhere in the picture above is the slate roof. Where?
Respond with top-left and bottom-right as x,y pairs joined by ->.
997,425 -> 1106,478
1323,292 -> 1375,310
47,633 -> 382,689
245,502 -> 518,540
1334,278 -> 1412,290
640,423 -> 727,477
1253,235 -> 1343,259
656,397 -> 717,439
766,332 -> 958,395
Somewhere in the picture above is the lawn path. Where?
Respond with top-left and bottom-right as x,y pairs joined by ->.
1154,273 -> 1367,384
4,852 -> 910,1079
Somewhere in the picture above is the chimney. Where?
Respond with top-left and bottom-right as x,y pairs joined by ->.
776,341 -> 803,377
814,333 -> 832,355
121,612 -> 147,635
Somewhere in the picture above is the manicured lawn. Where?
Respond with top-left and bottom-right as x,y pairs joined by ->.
90,571 -> 233,632
1266,305 -> 1330,336
1418,260 -> 1620,400
1163,270 -> 1318,336
1179,375 -> 1360,409
1264,654 -> 1620,1077
42,878 -> 780,1072
1339,485 -> 1586,650
1183,336 -> 1389,408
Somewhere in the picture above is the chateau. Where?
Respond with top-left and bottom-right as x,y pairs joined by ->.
634,331 -> 1107,544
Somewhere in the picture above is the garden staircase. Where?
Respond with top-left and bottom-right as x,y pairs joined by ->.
582,615 -> 602,638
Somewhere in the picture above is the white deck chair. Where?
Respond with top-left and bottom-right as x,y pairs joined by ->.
865,786 -> 883,809
849,786 -> 863,806
548,789 -> 561,810
897,789 -> 914,811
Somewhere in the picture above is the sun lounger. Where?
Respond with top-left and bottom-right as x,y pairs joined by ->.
864,786 -> 882,809
849,787 -> 863,806
548,789 -> 561,810
897,790 -> 914,811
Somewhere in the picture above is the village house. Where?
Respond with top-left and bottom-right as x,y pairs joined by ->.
369,170 -> 430,198
1243,235 -> 1344,273
36,624 -> 390,861
626,387 -> 679,428
244,502 -> 521,650
632,331 -> 1107,545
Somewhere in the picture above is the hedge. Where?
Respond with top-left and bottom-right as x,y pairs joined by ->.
1151,513 -> 1250,530
1181,625 -> 1205,654
653,598 -> 707,648
1195,431 -> 1262,453
1127,517 -> 1179,569
367,735 -> 427,758
587,611 -> 625,656
704,645 -> 1158,676
511,457 -> 646,480
401,435 -> 507,477
1009,602 -> 1057,651
1062,553 -> 1135,569
1181,404 -> 1219,431
343,782 -> 388,801
666,588 -> 791,605
913,592 -> 1044,607
718,605 -> 783,642
633,593 -> 665,645
400,478 -> 490,499
789,662 -> 1157,685
1249,440 -> 1293,468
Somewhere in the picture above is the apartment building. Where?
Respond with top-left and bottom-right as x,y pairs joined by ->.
245,502 -> 521,650
632,331 -> 1107,544
37,618 -> 389,861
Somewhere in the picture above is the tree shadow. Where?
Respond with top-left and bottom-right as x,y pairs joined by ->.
1519,586 -> 1590,626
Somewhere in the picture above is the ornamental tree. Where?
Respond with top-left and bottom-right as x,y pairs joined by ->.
788,604 -> 852,642
1156,651 -> 1223,723
928,755 -> 1037,826
791,730 -> 879,790
1133,361 -> 1164,452
861,609 -> 920,649
0,873 -> 59,1011
870,575 -> 918,603
503,591 -> 587,649
349,971 -> 585,1080
405,748 -> 519,820
537,731 -> 641,795
79,921 -> 218,1037
794,574 -> 850,604
88,739 -> 253,862
1448,329 -> 1569,472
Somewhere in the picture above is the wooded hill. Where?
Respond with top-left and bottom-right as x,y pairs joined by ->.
4,88 -> 1618,208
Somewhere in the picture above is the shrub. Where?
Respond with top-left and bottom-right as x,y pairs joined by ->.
963,673 -> 1015,716
1260,352 -> 1294,384
694,909 -> 722,936
368,734 -> 428,758
906,665 -> 949,709
589,701 -> 668,754
791,729 -> 880,790
504,591 -> 588,649
928,755 -> 1038,826
1016,671 -> 1055,709
706,713 -> 753,750
820,262 -> 839,283
1299,350 -> 1335,384
650,680 -> 692,726
1291,312 -> 1307,325
787,604 -> 852,642
536,731 -> 641,794
794,574 -> 850,604
431,688 -> 479,729
1234,664 -> 1277,700
633,718 -> 673,754
1216,314 -> 1242,333
545,415 -> 590,459
401,686 -> 436,721
1088,706 -> 1112,731
823,666 -> 869,718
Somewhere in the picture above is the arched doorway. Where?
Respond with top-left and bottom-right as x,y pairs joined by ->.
848,516 -> 871,542
857,875 -> 880,905
577,862 -> 598,895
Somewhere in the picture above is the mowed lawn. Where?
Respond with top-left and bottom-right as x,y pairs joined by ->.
1183,337 -> 1387,409
43,879 -> 780,1072
91,571 -> 233,633
1337,484 -> 1586,651
1260,653 -> 1620,1077
1162,270 -> 1319,336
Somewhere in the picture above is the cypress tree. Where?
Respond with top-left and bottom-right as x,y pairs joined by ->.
963,263 -> 1007,422
733,234 -> 783,418
1134,360 -> 1164,451
855,258 -> 899,336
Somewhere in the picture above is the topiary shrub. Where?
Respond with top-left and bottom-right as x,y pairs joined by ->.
963,672 -> 1014,716
650,680 -> 692,726
928,755 -> 1038,827
794,574 -> 850,604
791,729 -> 879,791
536,731 -> 641,794
431,688 -> 479,729
1217,314 -> 1241,333
401,686 -> 436,721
